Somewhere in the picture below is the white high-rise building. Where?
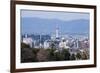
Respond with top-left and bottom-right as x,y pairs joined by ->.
59,38 -> 70,49
55,25 -> 59,38
73,39 -> 79,49
22,34 -> 33,48
44,40 -> 50,49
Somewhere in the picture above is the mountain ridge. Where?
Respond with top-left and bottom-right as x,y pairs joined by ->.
21,17 -> 89,34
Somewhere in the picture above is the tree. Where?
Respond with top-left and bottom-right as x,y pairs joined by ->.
70,54 -> 76,60
76,52 -> 82,60
21,42 -> 30,48
81,52 -> 88,60
53,51 -> 64,61
36,49 -> 49,62
21,48 -> 36,63
47,48 -> 56,61
61,49 -> 71,60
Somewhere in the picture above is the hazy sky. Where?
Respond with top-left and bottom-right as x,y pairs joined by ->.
21,10 -> 89,21
21,10 -> 90,34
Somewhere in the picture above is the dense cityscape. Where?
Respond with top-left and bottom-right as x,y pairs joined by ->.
21,27 -> 90,63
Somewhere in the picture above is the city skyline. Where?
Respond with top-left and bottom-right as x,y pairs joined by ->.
21,10 -> 90,63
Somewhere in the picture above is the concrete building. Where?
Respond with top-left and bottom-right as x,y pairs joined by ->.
22,34 -> 33,48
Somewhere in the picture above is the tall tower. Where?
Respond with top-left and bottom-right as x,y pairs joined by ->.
25,34 -> 28,38
56,24 -> 59,38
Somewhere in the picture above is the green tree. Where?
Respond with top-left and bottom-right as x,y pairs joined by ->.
21,42 -> 30,48
70,54 -> 76,60
61,49 -> 71,60
21,48 -> 36,63
81,52 -> 88,60
47,48 -> 56,61
53,51 -> 64,61
76,52 -> 82,60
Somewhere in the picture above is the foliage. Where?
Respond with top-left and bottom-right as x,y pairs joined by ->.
21,44 -> 89,62
21,48 -> 36,63
76,52 -> 82,60
21,42 -> 30,48
36,49 -> 49,62
61,49 -> 71,60
70,54 -> 76,60
81,51 -> 88,60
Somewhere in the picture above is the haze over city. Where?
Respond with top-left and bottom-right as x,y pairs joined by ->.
21,10 -> 90,35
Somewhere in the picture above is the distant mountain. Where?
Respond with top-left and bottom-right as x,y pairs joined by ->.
21,17 -> 89,34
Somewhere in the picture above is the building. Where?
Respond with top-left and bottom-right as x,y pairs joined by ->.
22,24 -> 89,52
59,37 -> 70,49
22,34 -> 33,48
43,40 -> 50,49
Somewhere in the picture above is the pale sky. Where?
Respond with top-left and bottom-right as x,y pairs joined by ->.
21,10 -> 89,21
21,10 -> 89,34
